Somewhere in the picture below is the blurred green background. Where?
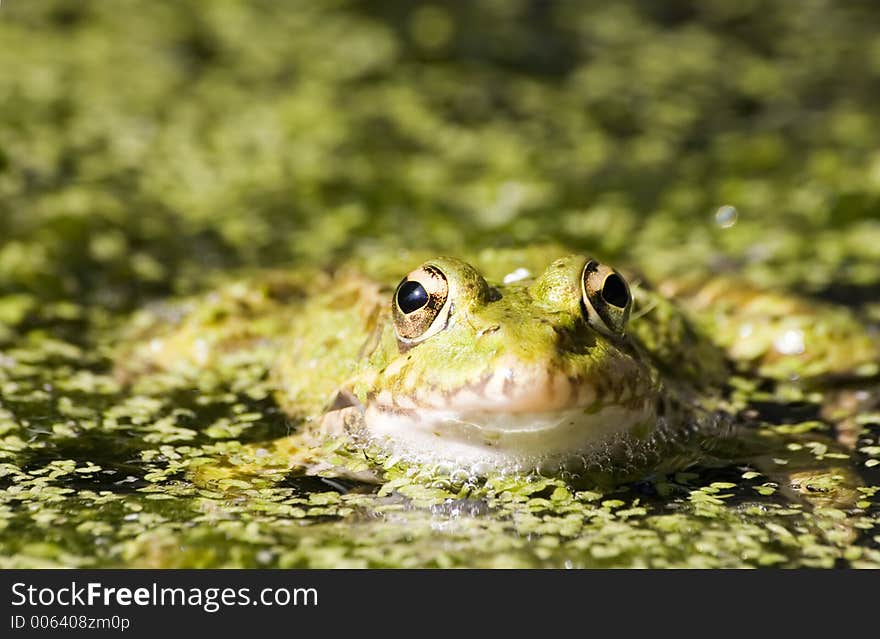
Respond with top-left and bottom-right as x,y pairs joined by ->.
3,0 -> 880,309
1,0 -> 880,568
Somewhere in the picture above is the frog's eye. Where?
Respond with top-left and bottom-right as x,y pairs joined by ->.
580,259 -> 632,338
393,264 -> 451,343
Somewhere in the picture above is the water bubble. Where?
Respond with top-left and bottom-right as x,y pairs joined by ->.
714,205 -> 738,228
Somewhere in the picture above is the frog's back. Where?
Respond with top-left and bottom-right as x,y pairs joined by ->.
659,275 -> 879,382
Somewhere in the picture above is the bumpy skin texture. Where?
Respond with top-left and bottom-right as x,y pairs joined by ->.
659,275 -> 880,381
116,245 -> 880,480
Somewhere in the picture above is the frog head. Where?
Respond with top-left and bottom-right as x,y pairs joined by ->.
346,255 -> 661,473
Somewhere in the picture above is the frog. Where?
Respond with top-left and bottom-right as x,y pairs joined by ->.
115,244 -> 879,495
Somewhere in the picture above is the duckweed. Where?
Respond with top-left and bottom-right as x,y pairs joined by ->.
1,0 -> 880,568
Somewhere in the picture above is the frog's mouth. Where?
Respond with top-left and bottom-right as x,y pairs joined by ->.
339,365 -> 659,473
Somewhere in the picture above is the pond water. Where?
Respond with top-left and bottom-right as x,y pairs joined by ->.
1,1 -> 879,567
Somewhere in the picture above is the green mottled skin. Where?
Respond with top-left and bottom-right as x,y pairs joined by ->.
116,245 -> 879,484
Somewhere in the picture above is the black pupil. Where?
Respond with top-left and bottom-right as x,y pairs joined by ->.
398,281 -> 429,314
602,274 -> 629,308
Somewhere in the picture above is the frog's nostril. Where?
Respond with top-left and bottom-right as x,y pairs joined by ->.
477,324 -> 501,338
